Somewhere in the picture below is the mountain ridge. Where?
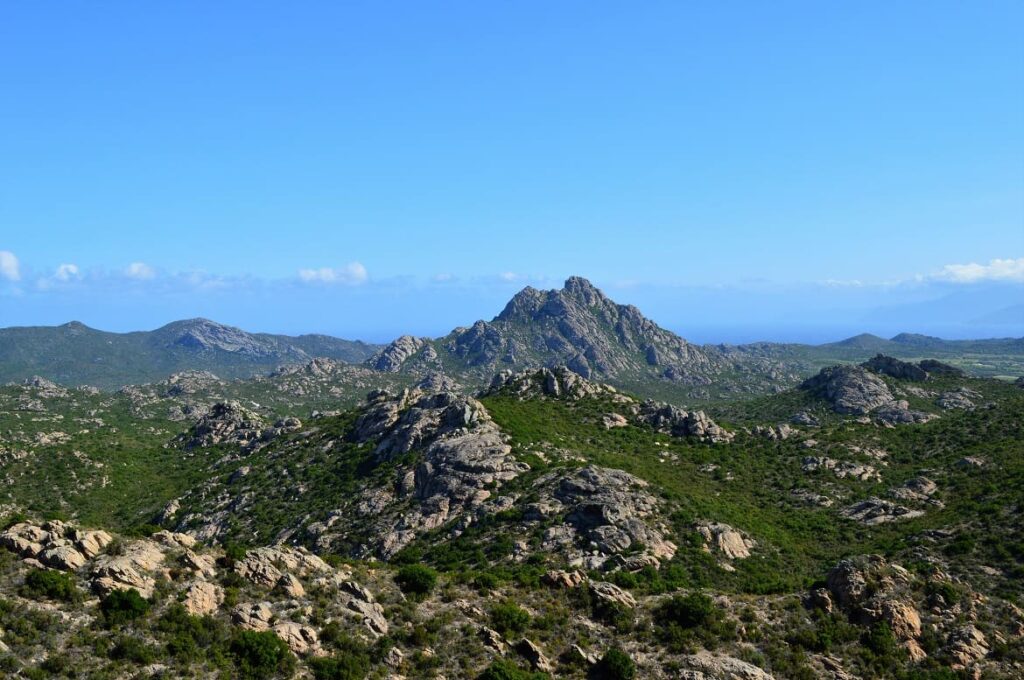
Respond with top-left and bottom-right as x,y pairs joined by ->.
0,318 -> 380,389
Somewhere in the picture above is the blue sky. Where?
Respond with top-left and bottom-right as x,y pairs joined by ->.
1,2 -> 1022,342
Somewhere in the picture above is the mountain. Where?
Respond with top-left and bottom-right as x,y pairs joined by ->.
0,318 -> 380,389
368,276 -> 798,400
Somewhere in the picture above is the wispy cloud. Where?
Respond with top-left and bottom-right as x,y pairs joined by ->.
0,251 -> 21,281
297,262 -> 368,285
931,257 -> 1024,284
124,262 -> 156,280
54,263 -> 81,282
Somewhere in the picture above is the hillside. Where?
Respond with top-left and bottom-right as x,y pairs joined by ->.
0,319 -> 380,389
0,359 -> 1021,678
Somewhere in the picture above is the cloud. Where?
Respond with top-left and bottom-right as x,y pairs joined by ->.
932,257 -> 1024,284
498,271 -> 521,282
0,251 -> 21,281
297,262 -> 368,285
54,263 -> 81,282
124,262 -> 156,280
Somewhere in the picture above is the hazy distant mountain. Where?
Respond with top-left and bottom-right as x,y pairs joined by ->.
0,318 -> 380,389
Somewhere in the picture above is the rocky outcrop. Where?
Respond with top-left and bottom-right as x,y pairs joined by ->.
272,622 -> 321,656
840,498 -> 924,525
90,540 -> 166,597
752,423 -> 794,440
824,556 -> 926,658
936,387 -> 980,410
532,466 -> 676,570
20,375 -> 69,398
370,335 -> 429,372
802,457 -> 879,481
1,521 -> 112,570
945,625 -> 988,669
800,366 -> 895,415
183,581 -> 223,615
515,638 -> 554,673
890,477 -> 938,504
486,366 -> 622,401
486,366 -> 734,443
679,651 -> 777,679
919,360 -> 965,377
337,388 -> 528,558
801,364 -> 940,425
696,522 -> 755,562
861,355 -> 928,381
178,401 -> 266,449
637,402 -> 734,443
874,401 -> 937,425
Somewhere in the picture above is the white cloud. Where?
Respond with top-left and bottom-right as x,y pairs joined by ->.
499,271 -> 521,282
432,273 -> 455,282
54,263 -> 81,281
124,262 -> 156,280
298,262 -> 368,285
933,257 -> 1024,284
0,251 -> 21,281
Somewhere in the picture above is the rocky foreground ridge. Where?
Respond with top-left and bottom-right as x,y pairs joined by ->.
1,349 -> 1022,678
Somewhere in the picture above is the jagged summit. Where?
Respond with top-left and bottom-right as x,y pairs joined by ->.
369,276 -> 733,391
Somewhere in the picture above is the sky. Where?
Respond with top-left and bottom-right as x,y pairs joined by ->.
1,2 -> 1022,343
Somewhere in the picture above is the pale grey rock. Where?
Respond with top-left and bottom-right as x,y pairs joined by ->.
801,365 -> 895,415
840,498 -> 924,525
370,335 -> 428,372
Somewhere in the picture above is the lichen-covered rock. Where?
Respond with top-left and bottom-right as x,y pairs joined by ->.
801,365 -> 895,415
370,335 -> 428,372
840,498 -> 925,525
178,401 -> 266,450
936,387 -> 981,411
534,465 -> 676,569
679,650 -> 777,679
637,402 -> 734,443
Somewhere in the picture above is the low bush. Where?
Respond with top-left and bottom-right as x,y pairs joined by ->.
100,588 -> 150,626
394,564 -> 438,596
230,629 -> 296,680
595,647 -> 636,680
489,601 -> 530,635
21,569 -> 80,602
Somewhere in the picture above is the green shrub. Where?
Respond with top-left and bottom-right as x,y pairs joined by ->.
230,629 -> 296,679
110,635 -> 156,664
156,604 -> 231,664
394,564 -> 438,596
476,659 -> 548,680
654,592 -> 734,650
21,569 -> 80,603
489,601 -> 530,635
864,621 -> 898,657
100,588 -> 150,626
308,653 -> 371,680
596,647 -> 636,680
